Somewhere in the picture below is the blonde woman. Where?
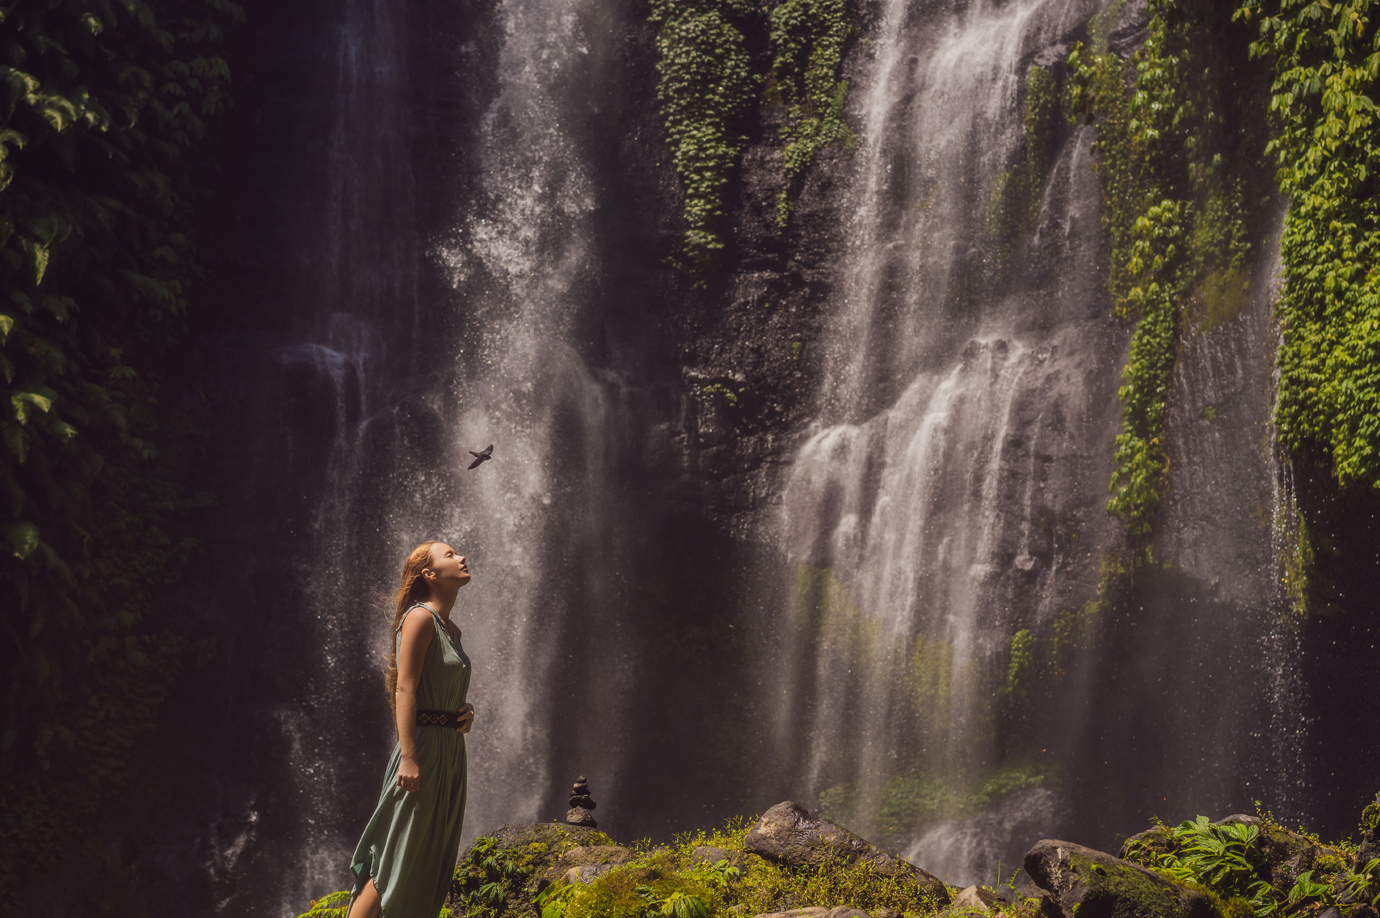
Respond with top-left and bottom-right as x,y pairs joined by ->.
348,542 -> 476,918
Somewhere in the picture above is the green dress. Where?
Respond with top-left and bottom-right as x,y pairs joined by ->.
351,603 -> 471,917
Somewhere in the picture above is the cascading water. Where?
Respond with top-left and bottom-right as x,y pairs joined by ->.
772,0 -> 1112,864
212,0 -> 640,911
768,0 -> 1296,885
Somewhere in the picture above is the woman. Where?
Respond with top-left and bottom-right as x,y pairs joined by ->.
347,541 -> 476,918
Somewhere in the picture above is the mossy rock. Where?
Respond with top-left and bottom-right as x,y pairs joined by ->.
1024,839 -> 1226,918
745,802 -> 950,904
1117,825 -> 1174,861
481,823 -> 615,867
450,825 -> 619,917
541,845 -> 637,884
1252,818 -> 1331,890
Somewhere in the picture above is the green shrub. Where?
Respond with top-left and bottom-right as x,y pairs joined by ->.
0,0 -> 238,905
1237,0 -> 1380,492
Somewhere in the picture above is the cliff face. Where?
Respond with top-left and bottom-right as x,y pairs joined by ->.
67,0 -> 1374,914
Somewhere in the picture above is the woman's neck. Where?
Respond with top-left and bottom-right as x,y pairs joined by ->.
422,587 -> 459,620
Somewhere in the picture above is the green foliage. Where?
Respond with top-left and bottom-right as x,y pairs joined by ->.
452,835 -> 537,918
700,381 -> 746,405
768,0 -> 856,226
0,0 -> 238,905
296,890 -> 455,918
650,0 -> 755,267
1236,0 -> 1380,491
989,65 -> 1061,262
536,817 -> 946,918
296,891 -> 352,918
1067,0 -> 1262,538
999,628 -> 1033,702
1363,794 -> 1380,832
1125,816 -> 1275,914
1342,858 -> 1380,909
1123,801 -> 1380,918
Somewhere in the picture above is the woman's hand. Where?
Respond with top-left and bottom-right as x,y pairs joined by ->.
397,754 -> 421,792
455,703 -> 476,734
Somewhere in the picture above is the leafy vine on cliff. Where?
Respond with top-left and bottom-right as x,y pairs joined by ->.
650,0 -> 756,268
1237,0 -> 1380,492
767,0 -> 856,226
0,0 -> 238,904
1068,0 -> 1261,538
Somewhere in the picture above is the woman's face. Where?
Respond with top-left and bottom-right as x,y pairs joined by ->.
427,543 -> 471,588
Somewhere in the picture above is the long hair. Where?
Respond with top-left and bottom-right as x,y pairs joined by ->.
385,541 -> 437,711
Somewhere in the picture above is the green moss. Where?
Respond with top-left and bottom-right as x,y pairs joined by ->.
1000,629 -> 1034,702
988,65 -> 1061,265
542,818 -> 945,918
818,764 -> 1045,842
1273,488 -> 1313,619
795,565 -> 890,680
1066,851 -> 1214,918
701,381 -> 746,406
1047,553 -> 1132,675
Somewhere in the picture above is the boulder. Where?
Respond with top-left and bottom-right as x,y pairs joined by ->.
481,822 -> 609,854
1024,838 -> 1223,918
561,864 -> 621,885
1118,824 -> 1175,860
1356,795 -> 1380,867
745,802 -> 949,903
1255,819 -> 1327,889
691,845 -> 746,868
950,886 -> 1000,912
542,844 -> 636,883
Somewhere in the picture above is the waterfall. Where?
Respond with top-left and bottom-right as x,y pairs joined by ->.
769,0 -> 1292,883
433,0 -> 630,843
183,0 -> 1331,910
772,0 -> 1110,847
215,0 -> 637,912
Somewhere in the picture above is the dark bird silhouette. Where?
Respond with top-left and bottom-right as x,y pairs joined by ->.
467,445 -> 493,470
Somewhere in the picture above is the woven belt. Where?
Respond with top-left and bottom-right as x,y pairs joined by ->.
416,709 -> 461,728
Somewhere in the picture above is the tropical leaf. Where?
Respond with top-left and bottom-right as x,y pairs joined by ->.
3,521 -> 39,559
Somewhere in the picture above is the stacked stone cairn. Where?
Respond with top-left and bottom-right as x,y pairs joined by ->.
566,775 -> 597,828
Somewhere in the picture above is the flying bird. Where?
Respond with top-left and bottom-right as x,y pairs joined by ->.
467,445 -> 493,470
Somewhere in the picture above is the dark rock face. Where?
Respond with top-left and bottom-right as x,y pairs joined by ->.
744,802 -> 948,903
1024,839 -> 1222,918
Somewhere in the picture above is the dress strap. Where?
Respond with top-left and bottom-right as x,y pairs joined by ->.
395,602 -> 438,654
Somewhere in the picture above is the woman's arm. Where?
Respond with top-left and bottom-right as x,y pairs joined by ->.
394,607 -> 434,792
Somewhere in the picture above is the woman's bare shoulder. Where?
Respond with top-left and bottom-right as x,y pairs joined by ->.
398,606 -> 436,646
